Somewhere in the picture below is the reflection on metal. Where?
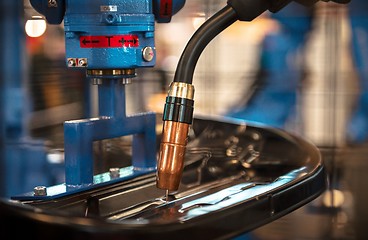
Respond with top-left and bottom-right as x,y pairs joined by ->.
167,82 -> 195,100
1,116 -> 326,239
157,121 -> 190,191
86,69 -> 136,78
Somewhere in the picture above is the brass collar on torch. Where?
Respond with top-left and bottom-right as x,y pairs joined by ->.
168,82 -> 195,100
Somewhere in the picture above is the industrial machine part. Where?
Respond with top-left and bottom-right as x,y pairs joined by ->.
1,0 -> 350,238
22,0 -> 186,198
157,0 -> 351,194
1,116 -> 326,239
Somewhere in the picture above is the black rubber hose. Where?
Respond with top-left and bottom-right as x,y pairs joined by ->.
173,5 -> 238,84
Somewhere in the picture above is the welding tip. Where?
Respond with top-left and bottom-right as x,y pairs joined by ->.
157,121 -> 191,190
156,82 -> 195,192
165,189 -> 169,202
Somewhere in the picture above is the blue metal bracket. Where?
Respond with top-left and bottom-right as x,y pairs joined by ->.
64,78 -> 157,188
12,79 -> 157,200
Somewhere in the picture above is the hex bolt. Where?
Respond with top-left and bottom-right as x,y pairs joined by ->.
120,78 -> 132,85
67,58 -> 76,67
91,78 -> 103,85
109,168 -> 120,178
105,14 -> 119,24
142,46 -> 154,62
33,186 -> 47,196
78,58 -> 87,67
48,0 -> 57,7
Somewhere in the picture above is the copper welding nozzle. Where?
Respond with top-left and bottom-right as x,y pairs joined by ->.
156,120 -> 190,191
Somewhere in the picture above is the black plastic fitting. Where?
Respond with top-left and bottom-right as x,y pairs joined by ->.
163,97 -> 194,124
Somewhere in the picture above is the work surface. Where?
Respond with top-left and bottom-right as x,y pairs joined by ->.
245,145 -> 368,240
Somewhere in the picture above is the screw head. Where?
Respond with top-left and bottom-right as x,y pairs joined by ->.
142,46 -> 154,62
78,58 -> 87,67
120,78 -> 132,85
91,78 -> 103,85
109,168 -> 120,178
34,186 -> 47,196
67,58 -> 76,67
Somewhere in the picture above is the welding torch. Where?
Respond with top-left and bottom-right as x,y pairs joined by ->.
156,0 -> 351,197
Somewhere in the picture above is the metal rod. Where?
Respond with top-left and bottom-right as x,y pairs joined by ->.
165,189 -> 169,202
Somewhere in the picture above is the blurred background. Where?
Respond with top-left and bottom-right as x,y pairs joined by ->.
1,0 -> 368,239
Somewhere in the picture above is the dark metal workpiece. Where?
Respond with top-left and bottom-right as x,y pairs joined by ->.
0,116 -> 326,240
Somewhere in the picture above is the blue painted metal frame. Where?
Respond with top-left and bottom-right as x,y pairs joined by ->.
14,0 -> 186,200
13,79 -> 157,200
64,78 -> 157,188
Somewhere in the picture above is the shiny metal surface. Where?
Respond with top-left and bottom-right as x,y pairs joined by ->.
167,82 -> 195,99
0,116 -> 326,240
86,69 -> 136,77
157,121 -> 190,191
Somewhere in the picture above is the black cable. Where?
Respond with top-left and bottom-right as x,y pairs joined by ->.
173,5 -> 238,84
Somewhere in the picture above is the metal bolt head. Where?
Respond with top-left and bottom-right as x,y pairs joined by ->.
78,58 -> 87,67
67,58 -> 76,67
104,13 -> 119,24
142,46 -> 154,62
109,168 -> 120,178
34,186 -> 47,196
120,78 -> 132,85
91,78 -> 103,85
48,0 -> 58,8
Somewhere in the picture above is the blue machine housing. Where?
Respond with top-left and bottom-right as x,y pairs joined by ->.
64,0 -> 156,70
30,0 -> 187,71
